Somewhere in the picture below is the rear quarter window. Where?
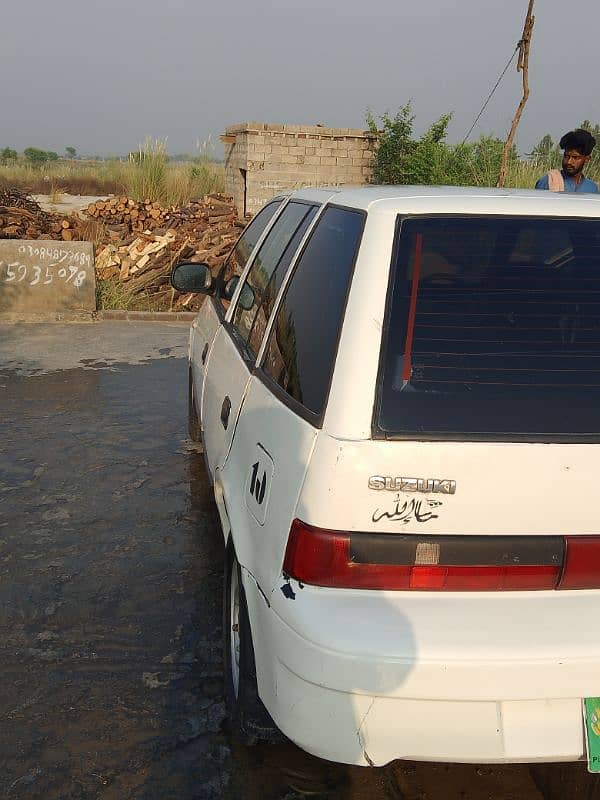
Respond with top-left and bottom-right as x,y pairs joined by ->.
261,205 -> 365,419
377,215 -> 600,440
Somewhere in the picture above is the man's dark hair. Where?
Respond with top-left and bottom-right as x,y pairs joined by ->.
559,128 -> 596,156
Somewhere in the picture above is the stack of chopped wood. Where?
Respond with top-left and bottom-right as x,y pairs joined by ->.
86,193 -> 237,235
0,189 -> 87,240
94,214 -> 240,312
0,189 -> 245,312
0,188 -> 44,215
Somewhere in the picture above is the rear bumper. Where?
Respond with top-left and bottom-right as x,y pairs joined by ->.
274,662 -> 584,765
244,576 -> 596,766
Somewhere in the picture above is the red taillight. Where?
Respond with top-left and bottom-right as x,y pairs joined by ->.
283,520 -> 564,591
282,520 -> 356,588
558,536 -> 600,590
408,565 -> 559,591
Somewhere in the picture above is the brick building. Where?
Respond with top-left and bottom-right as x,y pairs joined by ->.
221,122 -> 377,217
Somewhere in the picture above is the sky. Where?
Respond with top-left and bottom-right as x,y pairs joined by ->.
2,0 -> 599,158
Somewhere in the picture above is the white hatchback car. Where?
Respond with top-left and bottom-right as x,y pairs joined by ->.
171,186 -> 600,768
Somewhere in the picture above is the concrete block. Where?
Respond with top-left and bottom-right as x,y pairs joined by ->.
0,240 -> 95,313
320,157 -> 336,166
316,165 -> 342,179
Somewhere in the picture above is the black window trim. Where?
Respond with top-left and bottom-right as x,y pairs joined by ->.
225,199 -> 323,365
253,202 -> 368,428
372,211 -> 600,443
211,293 -> 227,322
211,196 -> 288,323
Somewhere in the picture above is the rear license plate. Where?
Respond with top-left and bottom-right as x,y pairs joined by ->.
584,698 -> 600,772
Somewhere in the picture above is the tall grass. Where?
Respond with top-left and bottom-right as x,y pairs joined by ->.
0,159 -> 129,196
95,278 -> 167,311
126,137 -> 167,202
0,140 -> 224,204
124,137 -> 224,205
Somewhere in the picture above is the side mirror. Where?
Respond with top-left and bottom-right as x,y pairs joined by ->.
224,277 -> 255,311
171,262 -> 214,294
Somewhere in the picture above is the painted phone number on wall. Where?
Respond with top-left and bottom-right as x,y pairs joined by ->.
1,262 -> 87,289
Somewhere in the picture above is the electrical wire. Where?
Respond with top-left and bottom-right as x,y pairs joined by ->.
461,44 -> 520,146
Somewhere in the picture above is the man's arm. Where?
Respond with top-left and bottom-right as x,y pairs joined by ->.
535,174 -> 549,190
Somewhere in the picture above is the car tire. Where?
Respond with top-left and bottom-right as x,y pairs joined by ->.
223,542 -> 281,745
188,367 -> 202,442
530,763 -> 600,799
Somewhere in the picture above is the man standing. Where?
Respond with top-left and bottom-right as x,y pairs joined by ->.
535,129 -> 598,193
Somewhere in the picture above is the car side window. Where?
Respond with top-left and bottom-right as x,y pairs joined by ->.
218,199 -> 282,311
261,206 -> 364,417
231,202 -> 318,357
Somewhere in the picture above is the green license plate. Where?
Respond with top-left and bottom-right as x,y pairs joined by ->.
584,698 -> 600,772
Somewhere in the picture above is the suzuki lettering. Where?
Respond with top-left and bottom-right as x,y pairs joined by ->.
368,476 -> 457,495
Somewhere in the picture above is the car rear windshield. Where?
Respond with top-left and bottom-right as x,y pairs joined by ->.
377,214 -> 600,440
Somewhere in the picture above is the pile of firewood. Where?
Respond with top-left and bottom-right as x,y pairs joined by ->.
0,190 -> 245,312
95,220 -> 240,311
0,189 -> 91,241
85,193 -> 236,235
0,189 -> 73,239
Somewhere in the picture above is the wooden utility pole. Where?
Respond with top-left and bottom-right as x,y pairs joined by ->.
497,0 -> 535,187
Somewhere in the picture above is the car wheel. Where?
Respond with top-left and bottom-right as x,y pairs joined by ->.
223,542 -> 281,744
188,367 -> 202,442
530,763 -> 600,799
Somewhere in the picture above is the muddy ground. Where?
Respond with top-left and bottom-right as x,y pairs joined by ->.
0,320 -> 595,799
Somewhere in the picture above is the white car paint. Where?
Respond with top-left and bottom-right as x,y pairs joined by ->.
188,185 -> 600,766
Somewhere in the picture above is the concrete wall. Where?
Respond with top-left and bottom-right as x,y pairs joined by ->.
222,122 -> 377,217
0,240 -> 95,313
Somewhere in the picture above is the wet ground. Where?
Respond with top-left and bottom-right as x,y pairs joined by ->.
0,321 -> 596,799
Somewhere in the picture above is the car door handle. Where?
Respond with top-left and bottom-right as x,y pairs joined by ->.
220,396 -> 232,429
201,342 -> 209,364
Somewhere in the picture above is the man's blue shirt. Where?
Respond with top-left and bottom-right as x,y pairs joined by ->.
535,171 -> 599,193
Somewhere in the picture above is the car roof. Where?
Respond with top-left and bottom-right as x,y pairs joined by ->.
287,185 -> 600,218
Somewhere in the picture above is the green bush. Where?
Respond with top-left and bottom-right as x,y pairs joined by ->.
23,147 -> 59,165
366,104 -> 564,189
366,103 -> 452,185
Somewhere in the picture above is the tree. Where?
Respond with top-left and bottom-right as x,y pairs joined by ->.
528,134 -> 559,169
23,147 -> 59,165
366,102 -> 452,185
23,147 -> 49,164
65,146 -> 77,159
580,120 -> 600,174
